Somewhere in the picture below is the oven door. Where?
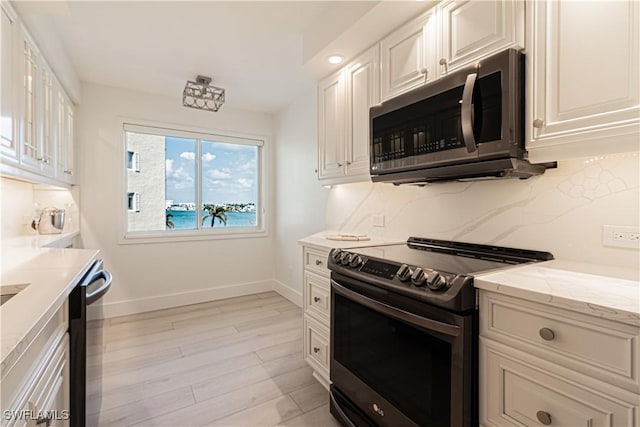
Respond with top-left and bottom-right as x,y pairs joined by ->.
330,274 -> 475,427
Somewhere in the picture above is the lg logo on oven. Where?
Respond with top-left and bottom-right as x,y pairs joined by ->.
372,403 -> 385,417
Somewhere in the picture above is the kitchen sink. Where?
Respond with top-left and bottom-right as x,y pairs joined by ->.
0,284 -> 29,306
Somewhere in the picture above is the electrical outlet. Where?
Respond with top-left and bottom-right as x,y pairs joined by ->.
603,225 -> 640,249
372,215 -> 385,227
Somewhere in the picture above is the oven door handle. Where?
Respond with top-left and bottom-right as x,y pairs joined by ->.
332,281 -> 460,337
329,392 -> 357,427
461,71 -> 478,153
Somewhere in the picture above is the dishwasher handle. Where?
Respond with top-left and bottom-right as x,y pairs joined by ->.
85,269 -> 112,306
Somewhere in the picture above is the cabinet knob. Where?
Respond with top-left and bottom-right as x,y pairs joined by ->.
64,170 -> 72,175
313,296 -> 321,303
536,411 -> 552,425
346,160 -> 352,165
313,346 -> 321,353
439,58 -> 449,74
420,67 -> 428,75
539,328 -> 555,341
533,118 -> 544,128
337,163 -> 343,167
315,260 -> 322,266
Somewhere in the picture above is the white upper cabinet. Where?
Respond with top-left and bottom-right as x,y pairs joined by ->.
0,4 -> 18,162
318,46 -> 379,184
380,9 -> 436,101
0,7 -> 76,187
18,29 -> 43,173
345,46 -> 380,178
438,0 -> 524,76
56,88 -> 75,184
526,0 -> 640,162
318,69 -> 345,181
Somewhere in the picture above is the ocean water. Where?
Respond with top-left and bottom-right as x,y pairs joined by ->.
166,210 -> 256,230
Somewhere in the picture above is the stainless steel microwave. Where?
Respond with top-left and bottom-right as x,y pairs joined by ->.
370,49 -> 555,184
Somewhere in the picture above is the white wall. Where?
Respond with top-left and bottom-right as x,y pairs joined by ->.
77,82 -> 276,318
326,152 -> 640,270
0,178 -> 79,240
0,178 -> 34,239
273,88 -> 327,304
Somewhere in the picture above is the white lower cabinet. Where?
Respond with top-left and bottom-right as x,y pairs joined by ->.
301,245 -> 331,389
479,291 -> 640,427
481,338 -> 637,427
1,302 -> 70,427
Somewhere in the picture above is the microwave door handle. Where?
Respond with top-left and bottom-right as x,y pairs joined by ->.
461,72 -> 478,153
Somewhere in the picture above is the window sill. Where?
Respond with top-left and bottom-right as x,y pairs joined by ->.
118,227 -> 268,245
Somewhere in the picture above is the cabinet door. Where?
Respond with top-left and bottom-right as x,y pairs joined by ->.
438,0 -> 524,76
0,4 -> 18,162
55,88 -> 74,183
481,338 -> 638,427
18,30 -> 42,173
526,0 -> 640,162
38,63 -> 55,176
345,46 -> 379,178
317,69 -> 345,180
380,8 -> 436,101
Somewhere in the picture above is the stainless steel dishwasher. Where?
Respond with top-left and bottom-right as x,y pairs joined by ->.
68,259 -> 112,427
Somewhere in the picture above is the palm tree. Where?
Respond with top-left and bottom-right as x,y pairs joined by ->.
166,212 -> 175,230
202,204 -> 227,227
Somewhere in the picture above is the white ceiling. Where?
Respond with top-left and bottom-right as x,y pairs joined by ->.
14,1 -> 428,114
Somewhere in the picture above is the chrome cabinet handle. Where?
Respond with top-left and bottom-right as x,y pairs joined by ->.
64,170 -> 72,174
533,118 -> 544,128
539,328 -> 555,341
536,410 -> 552,425
315,260 -> 322,266
313,347 -> 321,353
461,72 -> 478,153
313,296 -> 321,303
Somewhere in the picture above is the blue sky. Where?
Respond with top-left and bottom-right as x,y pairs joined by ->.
164,137 -> 257,204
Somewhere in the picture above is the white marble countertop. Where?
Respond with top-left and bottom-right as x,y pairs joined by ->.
475,259 -> 640,326
298,231 -> 404,251
1,230 -> 79,249
0,233 -> 98,373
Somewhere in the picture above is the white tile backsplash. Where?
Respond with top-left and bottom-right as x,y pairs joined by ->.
326,152 -> 640,269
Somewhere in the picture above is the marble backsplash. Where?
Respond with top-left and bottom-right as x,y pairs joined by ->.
326,152 -> 640,269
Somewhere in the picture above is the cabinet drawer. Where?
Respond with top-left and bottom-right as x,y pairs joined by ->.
1,301 -> 68,417
303,316 -> 330,375
304,271 -> 330,322
303,247 -> 330,276
481,339 -> 637,427
480,291 -> 640,392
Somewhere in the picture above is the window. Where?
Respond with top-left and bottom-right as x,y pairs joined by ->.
127,192 -> 140,212
127,151 -> 140,172
123,123 -> 264,239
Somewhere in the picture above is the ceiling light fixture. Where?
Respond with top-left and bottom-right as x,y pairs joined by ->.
328,55 -> 344,65
183,75 -> 225,112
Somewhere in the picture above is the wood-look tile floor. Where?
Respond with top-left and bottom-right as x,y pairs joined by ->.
86,292 -> 342,427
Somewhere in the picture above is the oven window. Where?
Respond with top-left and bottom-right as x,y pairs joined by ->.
333,293 -> 451,426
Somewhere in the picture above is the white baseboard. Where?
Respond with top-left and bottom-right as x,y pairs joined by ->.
87,279 -> 275,320
272,280 -> 302,307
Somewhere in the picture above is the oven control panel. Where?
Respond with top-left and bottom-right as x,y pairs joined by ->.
329,249 -> 454,292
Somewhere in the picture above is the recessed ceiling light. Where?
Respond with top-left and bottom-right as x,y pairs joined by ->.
328,55 -> 344,65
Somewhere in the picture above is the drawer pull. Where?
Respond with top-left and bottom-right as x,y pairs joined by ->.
536,410 -> 552,425
313,346 -> 321,354
315,260 -> 322,266
313,296 -> 321,303
539,328 -> 555,341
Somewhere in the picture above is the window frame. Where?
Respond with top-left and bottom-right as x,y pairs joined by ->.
119,119 -> 268,244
